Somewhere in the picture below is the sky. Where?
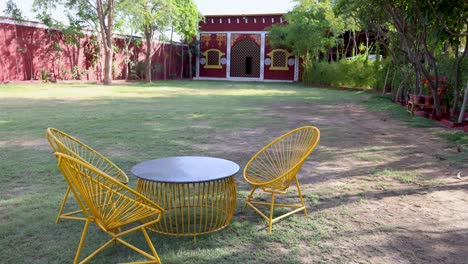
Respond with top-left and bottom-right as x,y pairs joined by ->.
1,0 -> 295,22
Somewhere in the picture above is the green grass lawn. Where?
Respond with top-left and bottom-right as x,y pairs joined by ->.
0,81 -> 466,263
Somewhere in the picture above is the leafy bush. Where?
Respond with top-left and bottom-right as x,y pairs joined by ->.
302,55 -> 382,89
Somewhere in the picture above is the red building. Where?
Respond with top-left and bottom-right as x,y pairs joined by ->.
195,14 -> 299,82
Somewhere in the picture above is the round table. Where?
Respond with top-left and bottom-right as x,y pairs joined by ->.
131,156 -> 239,237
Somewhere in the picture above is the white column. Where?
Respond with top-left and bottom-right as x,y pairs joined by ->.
260,32 -> 265,80
196,33 -> 200,78
226,32 -> 231,79
294,56 -> 299,82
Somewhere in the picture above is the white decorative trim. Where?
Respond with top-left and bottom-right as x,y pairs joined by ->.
199,31 -> 268,34
260,32 -> 266,80
0,18 -> 191,46
0,18 -> 48,29
196,33 -> 200,78
226,32 -> 231,78
193,77 -> 293,83
294,56 -> 299,82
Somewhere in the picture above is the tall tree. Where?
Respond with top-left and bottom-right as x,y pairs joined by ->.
335,0 -> 455,115
125,0 -> 174,82
268,0 -> 345,61
173,0 -> 202,79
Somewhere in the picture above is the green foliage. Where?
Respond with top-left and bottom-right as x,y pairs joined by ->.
135,61 -> 146,79
34,1 -> 86,48
268,0 -> 345,58
71,65 -> 80,80
153,63 -> 163,74
40,69 -> 49,83
3,0 -> 24,20
302,55 -> 380,89
173,0 -> 202,43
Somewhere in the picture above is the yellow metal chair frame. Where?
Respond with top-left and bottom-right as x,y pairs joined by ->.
55,153 -> 164,264
46,128 -> 129,223
243,126 -> 320,232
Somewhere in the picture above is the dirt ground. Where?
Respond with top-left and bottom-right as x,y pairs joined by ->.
203,100 -> 467,263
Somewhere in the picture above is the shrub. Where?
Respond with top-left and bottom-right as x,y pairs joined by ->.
302,55 -> 382,89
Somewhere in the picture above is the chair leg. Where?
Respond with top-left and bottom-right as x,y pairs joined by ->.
56,186 -> 72,224
74,219 -> 90,264
295,177 -> 307,215
141,227 -> 161,263
268,193 -> 275,233
244,186 -> 257,209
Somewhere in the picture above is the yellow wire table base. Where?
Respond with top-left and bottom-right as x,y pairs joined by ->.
137,177 -> 237,237
132,156 -> 240,238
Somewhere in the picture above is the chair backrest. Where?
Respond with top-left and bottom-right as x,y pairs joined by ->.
55,153 -> 164,230
46,128 -> 129,185
243,126 -> 320,190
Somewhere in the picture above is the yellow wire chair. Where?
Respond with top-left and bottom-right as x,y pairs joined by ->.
243,126 -> 320,232
46,128 -> 129,223
55,153 -> 165,264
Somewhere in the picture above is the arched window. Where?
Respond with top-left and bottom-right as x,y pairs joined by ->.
267,49 -> 292,70
202,49 -> 225,69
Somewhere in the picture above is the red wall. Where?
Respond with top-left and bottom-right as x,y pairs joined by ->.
264,35 -> 295,81
198,33 -> 227,78
0,18 -> 190,83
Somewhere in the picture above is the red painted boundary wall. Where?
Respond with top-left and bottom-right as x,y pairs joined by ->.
0,18 -> 190,83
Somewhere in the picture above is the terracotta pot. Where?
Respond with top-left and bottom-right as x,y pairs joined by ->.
440,119 -> 468,128
413,95 -> 423,104
415,110 -> 428,118
424,96 -> 434,105
429,113 -> 450,121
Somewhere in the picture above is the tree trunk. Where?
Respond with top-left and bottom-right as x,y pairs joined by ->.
382,64 -> 391,95
365,31 -> 369,54
390,68 -> 397,100
13,25 -> 20,79
103,48 -> 112,84
97,0 -> 114,85
163,44 -> 167,80
414,64 -> 420,95
344,32 -> 351,58
180,46 -> 184,79
458,81 -> 468,123
451,37 -> 468,118
144,27 -> 152,83
169,26 -> 174,79
188,46 -> 193,79
352,30 -> 357,56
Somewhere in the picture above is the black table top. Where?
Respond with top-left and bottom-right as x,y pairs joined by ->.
131,156 -> 240,183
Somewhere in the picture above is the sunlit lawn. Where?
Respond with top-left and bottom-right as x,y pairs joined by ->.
0,81 -> 466,263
